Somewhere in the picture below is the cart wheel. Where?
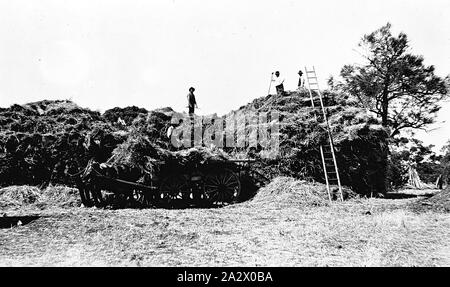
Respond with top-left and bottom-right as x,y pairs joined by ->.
158,175 -> 189,207
204,169 -> 241,205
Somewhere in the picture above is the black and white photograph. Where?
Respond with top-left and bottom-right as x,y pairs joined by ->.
0,0 -> 449,272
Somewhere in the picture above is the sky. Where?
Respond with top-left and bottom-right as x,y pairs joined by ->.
0,0 -> 449,150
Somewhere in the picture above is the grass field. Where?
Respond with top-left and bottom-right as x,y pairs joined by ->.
0,182 -> 449,266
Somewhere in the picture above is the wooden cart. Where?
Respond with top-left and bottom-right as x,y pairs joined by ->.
76,158 -> 265,208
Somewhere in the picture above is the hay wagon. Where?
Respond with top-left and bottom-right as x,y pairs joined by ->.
76,157 -> 265,208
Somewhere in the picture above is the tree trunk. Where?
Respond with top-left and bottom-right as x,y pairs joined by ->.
380,79 -> 391,194
381,81 -> 389,127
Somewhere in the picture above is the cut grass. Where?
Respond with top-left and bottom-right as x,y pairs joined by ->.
0,183 -> 449,266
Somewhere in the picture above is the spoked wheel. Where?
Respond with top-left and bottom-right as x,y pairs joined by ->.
204,169 -> 241,206
158,175 -> 190,208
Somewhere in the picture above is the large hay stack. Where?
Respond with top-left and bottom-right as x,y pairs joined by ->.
231,90 -> 389,196
0,100 -> 126,187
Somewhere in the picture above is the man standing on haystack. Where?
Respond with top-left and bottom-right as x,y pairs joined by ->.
187,87 -> 198,115
297,70 -> 304,90
271,71 -> 285,96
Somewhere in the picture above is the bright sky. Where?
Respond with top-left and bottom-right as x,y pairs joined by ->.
0,0 -> 449,150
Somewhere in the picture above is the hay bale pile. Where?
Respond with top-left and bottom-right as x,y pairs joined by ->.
231,90 -> 389,196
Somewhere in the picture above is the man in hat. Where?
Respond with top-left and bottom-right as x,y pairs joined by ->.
298,70 -> 304,90
271,71 -> 285,96
187,87 -> 198,115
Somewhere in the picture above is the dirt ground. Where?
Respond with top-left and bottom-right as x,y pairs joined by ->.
1,187 -> 449,266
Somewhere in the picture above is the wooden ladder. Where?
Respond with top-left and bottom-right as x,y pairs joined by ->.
304,66 -> 344,202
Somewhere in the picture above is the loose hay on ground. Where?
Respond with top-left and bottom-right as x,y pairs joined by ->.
246,177 -> 357,208
0,186 -> 41,208
412,187 -> 450,213
248,177 -> 330,207
1,189 -> 449,266
0,185 -> 80,210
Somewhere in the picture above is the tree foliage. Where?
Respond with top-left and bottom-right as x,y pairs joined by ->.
339,23 -> 449,137
440,140 -> 450,181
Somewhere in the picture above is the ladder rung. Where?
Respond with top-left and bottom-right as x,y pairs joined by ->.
311,66 -> 342,201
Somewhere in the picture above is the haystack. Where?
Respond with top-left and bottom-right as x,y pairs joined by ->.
106,129 -> 231,184
406,165 -> 434,189
0,100 -> 126,187
249,177 -> 330,207
227,90 -> 389,196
